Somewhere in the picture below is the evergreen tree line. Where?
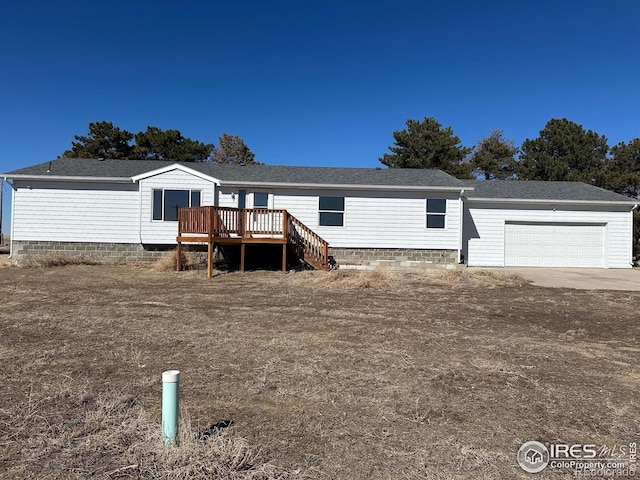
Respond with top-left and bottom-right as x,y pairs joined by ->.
62,122 -> 259,165
64,118 -> 640,202
380,117 -> 640,201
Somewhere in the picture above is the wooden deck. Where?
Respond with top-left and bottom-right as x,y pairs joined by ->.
176,206 -> 330,276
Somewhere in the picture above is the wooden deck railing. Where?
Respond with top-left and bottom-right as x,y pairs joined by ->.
178,205 -> 211,235
245,208 -> 285,236
286,213 -> 329,271
177,206 -> 329,271
178,206 -> 286,238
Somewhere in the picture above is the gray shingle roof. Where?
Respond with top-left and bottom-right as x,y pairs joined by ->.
3,157 -> 465,188
463,180 -> 636,203
4,158 -> 637,204
204,164 -> 463,187
5,158 -> 167,178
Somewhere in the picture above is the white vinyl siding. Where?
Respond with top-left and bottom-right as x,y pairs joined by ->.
215,190 -> 273,209
273,189 -> 461,249
11,181 -> 139,243
217,189 -> 237,208
272,189 -> 318,225
139,169 -> 215,244
463,202 -> 633,268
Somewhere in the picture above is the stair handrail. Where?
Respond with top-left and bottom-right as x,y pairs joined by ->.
286,212 -> 329,270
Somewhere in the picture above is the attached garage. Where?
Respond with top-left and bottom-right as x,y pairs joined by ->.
462,181 -> 637,269
504,222 -> 605,267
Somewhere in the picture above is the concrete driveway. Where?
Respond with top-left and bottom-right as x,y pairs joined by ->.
504,267 -> 640,291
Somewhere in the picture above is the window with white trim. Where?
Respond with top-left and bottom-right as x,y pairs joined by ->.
426,198 -> 446,229
253,192 -> 268,208
319,196 -> 344,226
152,189 -> 201,221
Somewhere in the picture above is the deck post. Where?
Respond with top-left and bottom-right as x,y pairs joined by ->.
176,212 -> 182,272
240,243 -> 246,272
212,206 -> 219,234
282,210 -> 288,240
207,242 -> 213,278
238,209 -> 245,238
282,211 -> 289,273
282,243 -> 287,273
323,242 -> 329,270
207,207 -> 214,278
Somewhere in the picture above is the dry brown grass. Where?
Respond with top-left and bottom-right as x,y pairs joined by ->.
152,250 -> 209,272
20,253 -> 103,268
420,268 -> 530,287
1,380 -> 299,479
295,268 -> 399,289
1,265 -> 638,479
266,267 -> 528,291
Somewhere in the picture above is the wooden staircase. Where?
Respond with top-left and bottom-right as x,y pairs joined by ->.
286,213 -> 330,271
176,206 -> 330,276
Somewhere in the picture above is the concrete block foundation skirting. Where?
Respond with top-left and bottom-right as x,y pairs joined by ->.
329,247 -> 459,270
10,240 -> 182,264
11,241 -> 460,270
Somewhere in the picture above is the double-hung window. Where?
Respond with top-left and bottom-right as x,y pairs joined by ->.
319,196 -> 344,226
253,192 -> 268,208
153,189 -> 201,221
426,198 -> 446,229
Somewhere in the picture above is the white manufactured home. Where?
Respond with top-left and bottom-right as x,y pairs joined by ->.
2,158 -> 637,269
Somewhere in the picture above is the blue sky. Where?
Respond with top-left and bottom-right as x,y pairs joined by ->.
1,0 -> 639,234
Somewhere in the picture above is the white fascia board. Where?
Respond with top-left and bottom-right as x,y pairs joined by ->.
464,196 -> 638,208
3,174 -> 134,183
219,180 -> 472,193
131,163 -> 220,184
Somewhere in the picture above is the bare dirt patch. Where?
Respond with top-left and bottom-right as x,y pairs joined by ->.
1,265 -> 638,479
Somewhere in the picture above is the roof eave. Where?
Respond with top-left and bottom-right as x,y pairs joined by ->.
464,196 -> 638,207
3,174 -> 134,183
131,163 -> 220,184
219,180 -> 472,192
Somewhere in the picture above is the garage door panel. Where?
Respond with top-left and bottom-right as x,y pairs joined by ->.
578,245 -> 592,255
505,223 -> 605,268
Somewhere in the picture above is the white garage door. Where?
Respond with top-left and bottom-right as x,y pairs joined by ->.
504,222 -> 605,267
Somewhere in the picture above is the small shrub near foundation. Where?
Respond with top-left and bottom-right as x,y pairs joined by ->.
23,253 -> 102,268
153,250 -> 209,272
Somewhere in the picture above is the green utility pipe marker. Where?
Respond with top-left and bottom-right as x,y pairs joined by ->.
162,370 -> 180,446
